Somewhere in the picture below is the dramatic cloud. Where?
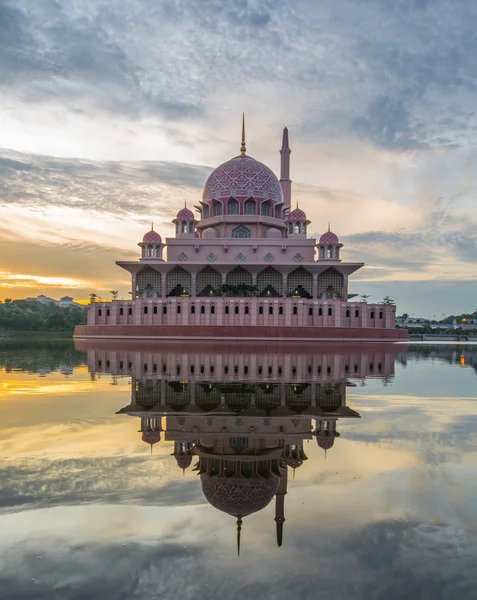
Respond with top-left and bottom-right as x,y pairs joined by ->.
1,0 -> 477,313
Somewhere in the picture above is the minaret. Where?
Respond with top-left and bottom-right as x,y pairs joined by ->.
280,127 -> 291,210
274,466 -> 288,547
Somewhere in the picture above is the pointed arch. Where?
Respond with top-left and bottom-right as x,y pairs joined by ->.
287,267 -> 313,298
257,266 -> 282,297
196,266 -> 221,296
227,197 -> 239,215
137,266 -> 162,298
226,266 -> 253,288
232,225 -> 251,239
244,197 -> 256,215
317,268 -> 344,299
166,266 -> 192,296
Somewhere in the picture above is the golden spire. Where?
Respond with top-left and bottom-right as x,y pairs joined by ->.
237,517 -> 242,556
328,221 -> 331,232
296,198 -> 299,210
151,221 -> 154,231
184,199 -> 187,208
240,113 -> 246,156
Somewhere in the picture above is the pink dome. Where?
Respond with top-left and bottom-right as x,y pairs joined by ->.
142,430 -> 161,445
316,435 -> 335,451
201,475 -> 279,517
288,208 -> 307,221
143,230 -> 162,244
176,207 -> 195,220
285,457 -> 303,470
203,156 -> 282,204
175,454 -> 193,470
320,231 -> 339,245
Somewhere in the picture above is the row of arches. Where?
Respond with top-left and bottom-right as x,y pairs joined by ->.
136,266 -> 345,298
202,197 -> 281,219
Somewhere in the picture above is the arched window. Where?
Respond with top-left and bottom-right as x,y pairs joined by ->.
225,305 -> 229,314
288,222 -> 293,234
227,197 -> 239,215
153,306 -> 158,314
269,305 -> 273,315
245,305 -> 249,315
213,202 -> 223,216
189,222 -> 194,234
294,223 -> 301,234
191,305 -> 195,314
177,304 -> 181,314
244,198 -> 256,215
327,245 -> 333,259
319,246 -> 325,259
128,307 -> 132,316
355,309 -> 359,318
259,306 -> 264,315
163,306 -> 167,314
203,204 -> 210,218
98,308 -> 102,317
261,201 -> 270,216
144,306 -> 148,314
309,307 -> 313,316
279,306 -> 283,315
201,305 -> 205,314
147,244 -> 153,257
293,306 -> 298,315
119,307 -> 124,316
235,305 -> 239,314
232,225 -> 251,239
335,247 -> 340,259
370,311 -> 375,319
379,311 -> 383,319
318,307 -> 323,316
346,309 -> 350,317
211,305 -> 215,314
328,307 -> 332,316
155,247 -> 161,257
106,308 -> 110,317
181,221 -> 187,233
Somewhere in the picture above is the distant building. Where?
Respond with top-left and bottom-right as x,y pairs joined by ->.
36,295 -> 57,305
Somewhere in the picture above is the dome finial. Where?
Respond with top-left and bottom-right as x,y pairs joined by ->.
237,517 -> 242,556
151,221 -> 154,231
328,221 -> 330,232
240,113 -> 246,156
296,198 -> 299,210
184,199 -> 187,208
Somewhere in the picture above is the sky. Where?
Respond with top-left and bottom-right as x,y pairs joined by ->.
1,0 -> 477,317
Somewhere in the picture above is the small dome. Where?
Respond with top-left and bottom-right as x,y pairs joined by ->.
288,208 -> 307,221
142,430 -> 161,446
320,230 -> 339,245
176,207 -> 195,220
316,435 -> 335,451
202,227 -> 218,239
175,454 -> 193,470
143,230 -> 162,244
265,227 -> 281,239
285,457 -> 303,470
203,156 -> 282,204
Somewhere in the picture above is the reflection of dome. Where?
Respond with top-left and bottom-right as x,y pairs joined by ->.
320,231 -> 339,245
176,207 -> 195,220
175,454 -> 193,470
143,230 -> 162,244
316,435 -> 335,450
142,430 -> 161,445
288,208 -> 307,221
201,475 -> 280,517
285,458 -> 303,470
203,156 -> 283,204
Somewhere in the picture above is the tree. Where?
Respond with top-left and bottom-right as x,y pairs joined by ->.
4,298 -> 12,304
382,296 -> 395,305
89,293 -> 99,303
109,290 -> 119,300
359,294 -> 370,302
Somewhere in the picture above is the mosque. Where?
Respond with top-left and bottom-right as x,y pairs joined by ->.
74,118 -> 407,341
81,340 -> 400,552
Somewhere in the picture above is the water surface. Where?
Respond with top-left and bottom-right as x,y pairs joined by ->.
1,339 -> 476,599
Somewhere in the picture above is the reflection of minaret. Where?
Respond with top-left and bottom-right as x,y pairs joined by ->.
280,127 -> 291,211
314,419 -> 339,458
172,440 -> 194,474
140,416 -> 162,454
275,464 -> 288,547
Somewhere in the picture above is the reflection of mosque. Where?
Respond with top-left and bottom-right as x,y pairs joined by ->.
85,342 -> 398,552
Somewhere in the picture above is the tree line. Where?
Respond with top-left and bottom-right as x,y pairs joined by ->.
0,299 -> 86,332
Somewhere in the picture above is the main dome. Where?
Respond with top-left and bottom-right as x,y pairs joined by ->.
203,156 -> 283,204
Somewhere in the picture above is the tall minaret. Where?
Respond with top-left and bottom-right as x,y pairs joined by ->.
280,127 -> 291,211
274,465 -> 288,547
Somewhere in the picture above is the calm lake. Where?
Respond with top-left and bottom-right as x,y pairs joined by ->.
1,339 -> 476,600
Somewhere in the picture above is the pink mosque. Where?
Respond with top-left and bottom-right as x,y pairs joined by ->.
75,119 -> 407,341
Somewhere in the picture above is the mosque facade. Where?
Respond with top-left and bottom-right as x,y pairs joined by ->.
74,120 -> 407,341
